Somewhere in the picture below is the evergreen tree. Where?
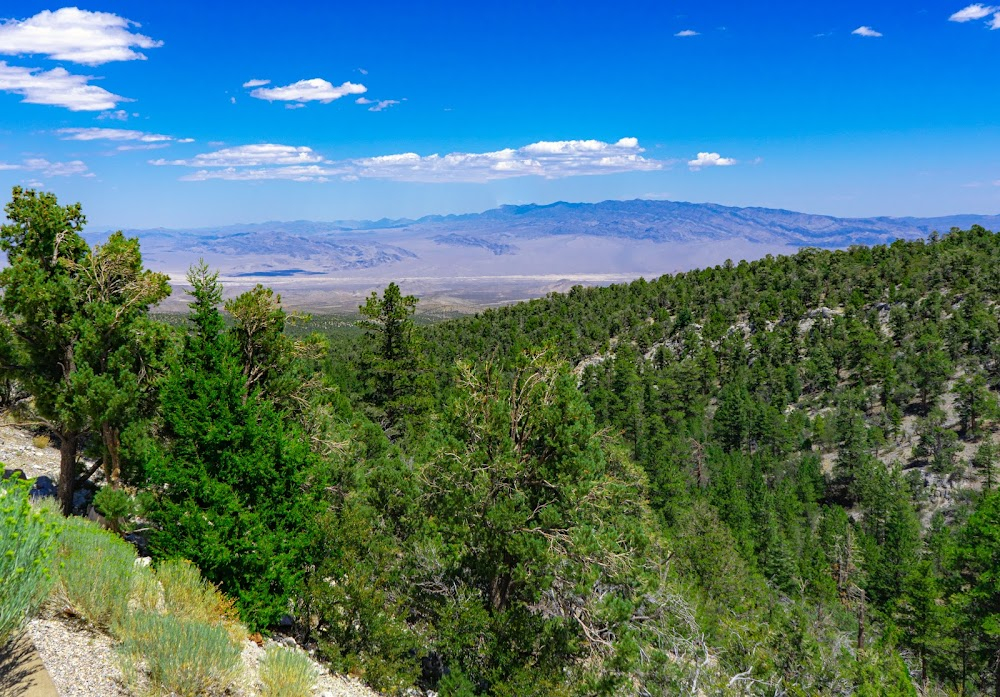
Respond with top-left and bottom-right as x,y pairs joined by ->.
140,263 -> 323,628
975,442 -> 999,491
955,492 -> 1000,697
358,282 -> 429,439
897,560 -> 954,693
0,187 -> 89,513
957,371 -> 997,438
413,351 -> 681,694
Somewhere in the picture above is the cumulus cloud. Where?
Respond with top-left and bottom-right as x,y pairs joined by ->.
28,158 -> 90,176
356,97 -> 401,112
0,61 -> 126,110
248,78 -> 367,104
352,137 -> 662,182
0,7 -> 162,66
852,26 -> 883,37
1,157 -> 90,177
688,152 -> 737,170
151,144 -> 324,168
675,29 -> 700,37
57,127 -> 173,142
180,164 -> 348,182
949,4 -> 997,21
242,78 -> 270,88
97,109 -> 130,121
156,137 -> 665,184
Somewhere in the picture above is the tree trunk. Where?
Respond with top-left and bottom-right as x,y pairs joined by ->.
101,422 -> 122,488
994,646 -> 1000,697
856,591 -> 865,653
58,431 -> 78,515
921,651 -> 927,695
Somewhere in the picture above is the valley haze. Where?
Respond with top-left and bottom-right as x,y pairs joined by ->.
91,198 -> 1000,313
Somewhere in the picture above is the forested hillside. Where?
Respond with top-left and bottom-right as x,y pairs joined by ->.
5,186 -> 1000,695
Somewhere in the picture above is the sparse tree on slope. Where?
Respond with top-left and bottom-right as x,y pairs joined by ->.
0,188 -> 90,513
357,282 -> 430,439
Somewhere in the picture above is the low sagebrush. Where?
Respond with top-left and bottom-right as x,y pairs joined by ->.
258,644 -> 319,697
54,516 -> 137,630
118,611 -> 242,697
155,559 -> 244,642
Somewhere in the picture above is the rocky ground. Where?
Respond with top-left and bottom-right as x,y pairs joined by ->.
1,422 -> 381,697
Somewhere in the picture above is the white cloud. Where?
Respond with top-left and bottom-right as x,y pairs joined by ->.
688,152 -> 737,170
158,137 -> 665,184
25,158 -> 90,176
151,144 -> 324,168
0,61 -> 126,111
992,12 -> 1000,28
181,165 -> 348,182
852,26 -> 883,37
249,78 -> 367,104
675,29 -> 700,37
285,103 -> 305,110
1,157 -> 91,177
115,143 -> 169,151
242,78 -> 270,88
356,97 -> 401,112
0,7 -> 161,66
949,4 -> 997,21
353,137 -> 662,182
97,109 -> 129,121
57,127 -> 173,142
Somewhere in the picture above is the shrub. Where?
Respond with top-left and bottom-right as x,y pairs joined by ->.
31,434 -> 50,449
155,559 -> 244,642
92,487 -> 135,533
118,611 -> 241,697
129,562 -> 162,614
258,644 -> 318,697
54,515 -> 137,630
0,476 -> 59,647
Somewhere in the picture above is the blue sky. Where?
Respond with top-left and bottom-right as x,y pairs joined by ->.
0,1 -> 998,228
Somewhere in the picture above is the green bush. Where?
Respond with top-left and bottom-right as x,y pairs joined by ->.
92,487 -> 135,533
0,476 -> 59,647
54,515 -> 137,630
258,644 -> 318,697
118,611 -> 242,697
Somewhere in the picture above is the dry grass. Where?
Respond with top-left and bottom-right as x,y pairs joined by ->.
53,516 -> 137,631
154,559 -> 245,643
118,611 -> 242,697
259,644 -> 319,697
31,434 -> 50,449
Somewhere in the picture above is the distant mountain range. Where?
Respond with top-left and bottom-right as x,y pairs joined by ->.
90,199 -> 1000,312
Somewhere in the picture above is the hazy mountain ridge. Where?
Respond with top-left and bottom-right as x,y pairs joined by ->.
86,199 -> 1000,312
96,199 -> 1000,250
